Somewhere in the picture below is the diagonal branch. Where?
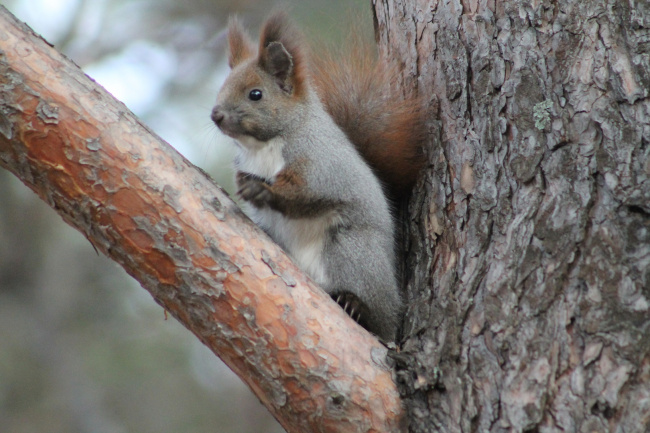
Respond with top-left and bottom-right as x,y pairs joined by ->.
0,6 -> 402,433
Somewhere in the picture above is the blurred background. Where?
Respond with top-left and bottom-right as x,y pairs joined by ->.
0,1 -> 370,432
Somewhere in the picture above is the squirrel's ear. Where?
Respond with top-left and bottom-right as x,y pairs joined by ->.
258,12 -> 306,96
227,16 -> 255,68
260,41 -> 294,91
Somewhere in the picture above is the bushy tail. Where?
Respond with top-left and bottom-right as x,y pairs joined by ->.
310,38 -> 426,198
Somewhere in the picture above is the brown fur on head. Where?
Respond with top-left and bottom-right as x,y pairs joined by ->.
213,13 -> 310,142
226,12 -> 307,98
257,11 -> 307,98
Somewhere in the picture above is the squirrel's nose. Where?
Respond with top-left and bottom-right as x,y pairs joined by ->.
211,105 -> 225,125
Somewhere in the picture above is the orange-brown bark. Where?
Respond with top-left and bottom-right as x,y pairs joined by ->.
0,6 -> 403,433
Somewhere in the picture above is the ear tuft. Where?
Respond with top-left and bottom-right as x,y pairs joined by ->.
227,16 -> 255,68
258,12 -> 307,97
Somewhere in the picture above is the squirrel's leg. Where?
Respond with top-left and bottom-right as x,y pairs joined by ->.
236,168 -> 342,218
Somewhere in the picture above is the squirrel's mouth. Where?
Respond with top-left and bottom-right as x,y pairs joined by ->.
210,106 -> 253,141
210,105 -> 236,134
211,115 -> 241,140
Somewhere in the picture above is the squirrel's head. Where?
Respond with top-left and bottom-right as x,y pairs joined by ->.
211,12 -> 308,145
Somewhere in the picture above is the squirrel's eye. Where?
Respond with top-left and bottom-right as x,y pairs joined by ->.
249,89 -> 263,101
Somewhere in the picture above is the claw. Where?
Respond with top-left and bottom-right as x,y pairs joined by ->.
336,294 -> 343,303
344,300 -> 350,312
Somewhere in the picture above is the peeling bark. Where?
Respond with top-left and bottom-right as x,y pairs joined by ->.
0,7 -> 403,433
374,0 -> 650,431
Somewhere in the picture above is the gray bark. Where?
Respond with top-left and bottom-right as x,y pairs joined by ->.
373,0 -> 650,431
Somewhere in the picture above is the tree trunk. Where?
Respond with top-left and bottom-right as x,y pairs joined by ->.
373,0 -> 650,431
0,6 -> 402,433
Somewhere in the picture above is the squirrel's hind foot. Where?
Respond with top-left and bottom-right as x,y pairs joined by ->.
331,291 -> 369,328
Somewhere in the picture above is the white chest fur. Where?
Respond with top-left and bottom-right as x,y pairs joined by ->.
233,135 -> 337,287
234,136 -> 286,180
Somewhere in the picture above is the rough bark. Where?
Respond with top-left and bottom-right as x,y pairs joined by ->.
0,7 -> 403,433
374,0 -> 650,431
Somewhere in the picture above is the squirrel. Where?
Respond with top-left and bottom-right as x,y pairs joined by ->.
210,12 -> 425,342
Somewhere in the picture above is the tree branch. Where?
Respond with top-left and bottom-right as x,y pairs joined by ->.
0,6 -> 403,433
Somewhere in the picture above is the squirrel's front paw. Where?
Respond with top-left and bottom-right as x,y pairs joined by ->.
236,172 -> 272,208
